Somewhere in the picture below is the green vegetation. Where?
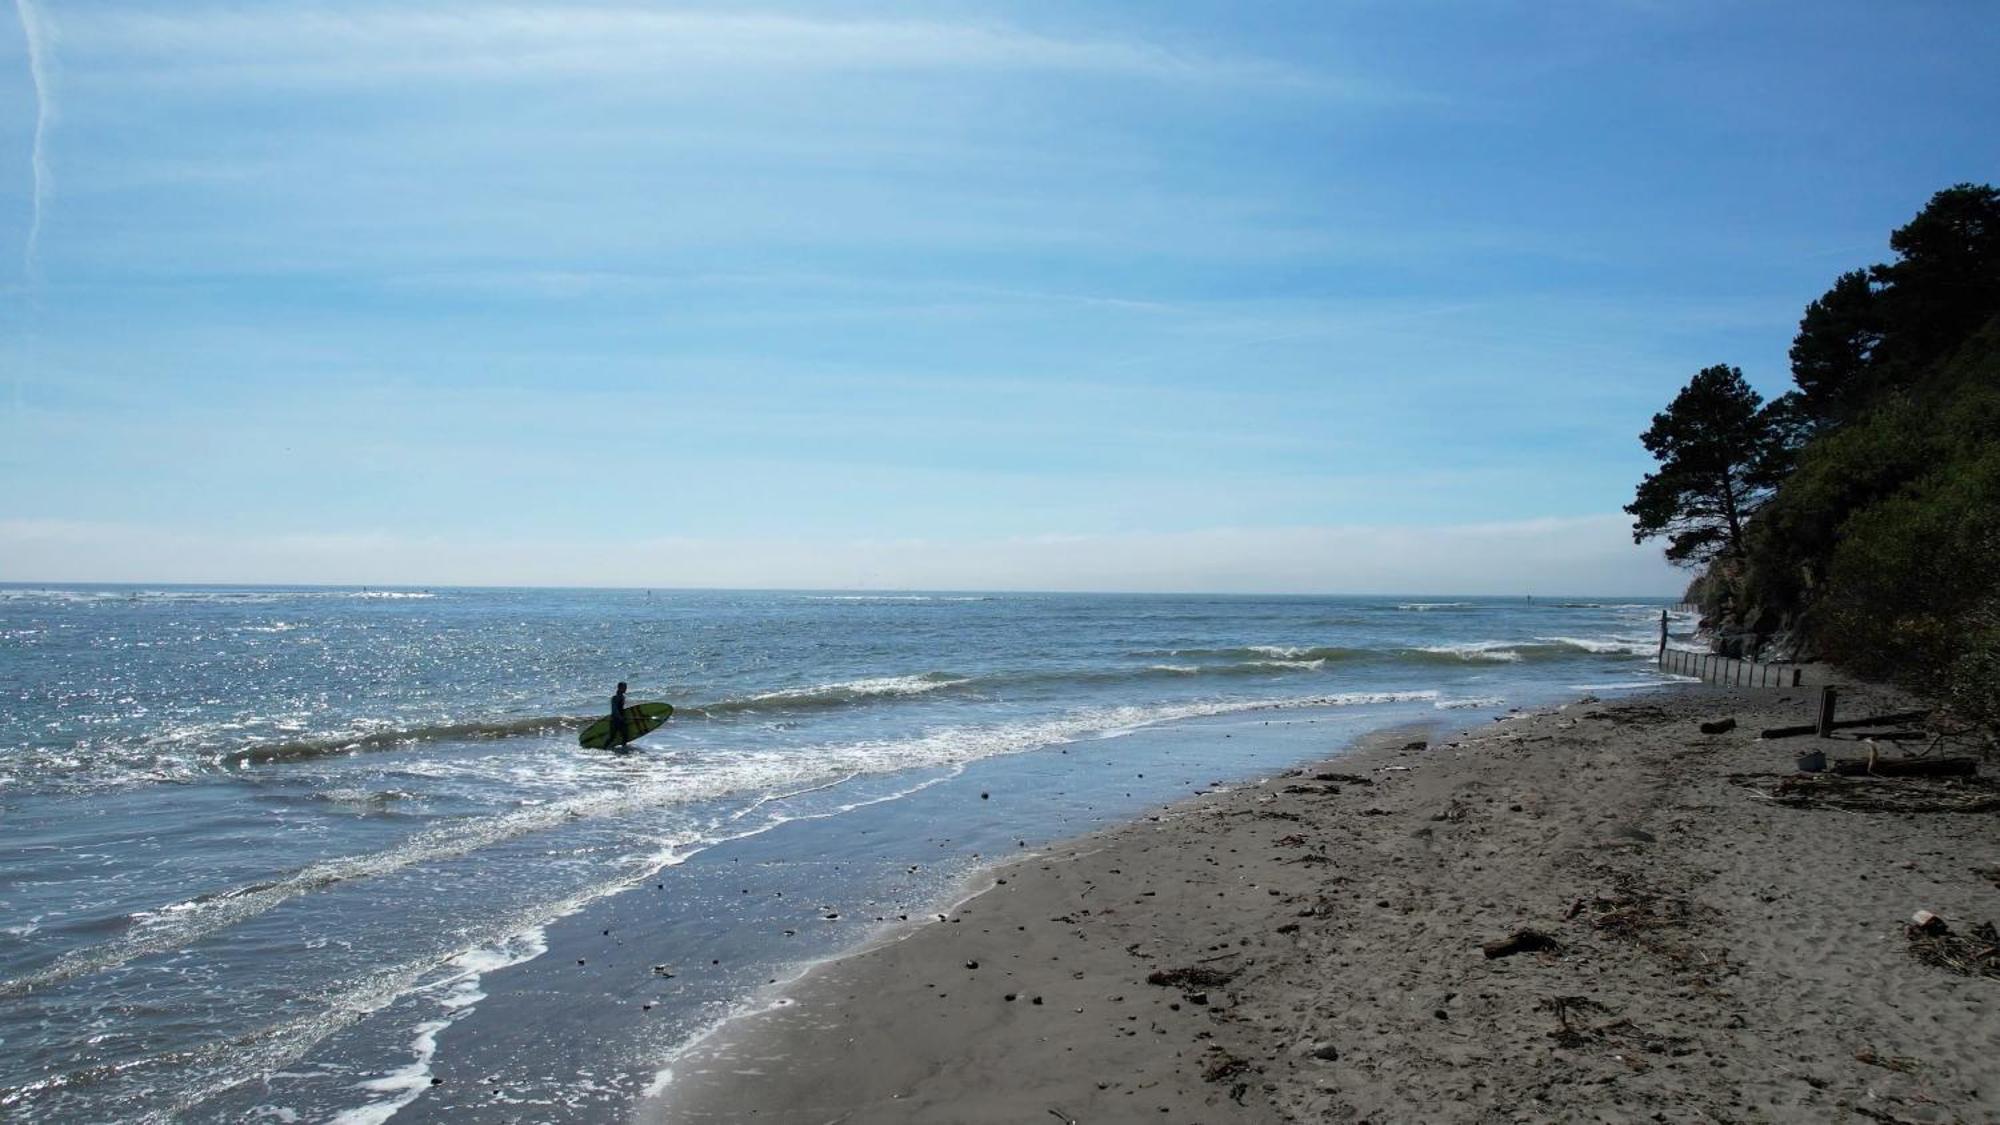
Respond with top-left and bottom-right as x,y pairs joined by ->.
1631,184 -> 2000,729
1624,365 -> 1797,566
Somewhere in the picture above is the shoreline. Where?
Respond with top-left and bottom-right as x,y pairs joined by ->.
643,682 -> 2000,1123
631,713 -> 1455,1107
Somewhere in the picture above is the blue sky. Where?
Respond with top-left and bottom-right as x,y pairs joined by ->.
2,1 -> 1995,592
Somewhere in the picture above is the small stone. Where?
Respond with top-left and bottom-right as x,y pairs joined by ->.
1311,1043 -> 1339,1061
966,960 -> 980,970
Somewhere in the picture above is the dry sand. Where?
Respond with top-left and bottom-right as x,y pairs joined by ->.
644,685 -> 2000,1124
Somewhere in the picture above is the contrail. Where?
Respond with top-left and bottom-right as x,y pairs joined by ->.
13,0 -> 50,280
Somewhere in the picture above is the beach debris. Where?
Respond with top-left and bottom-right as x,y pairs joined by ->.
1752,772 -> 2000,814
1832,754 -> 1978,779
965,960 -> 979,970
1854,1046 -> 1924,1073
1308,1042 -> 1339,1061
1431,799 -> 1470,823
1481,929 -> 1562,959
1273,834 -> 1307,847
1201,1047 -> 1252,1083
1540,996 -> 1604,1045
1047,1107 -> 1077,1124
1402,740 -> 1428,751
1905,917 -> 2000,978
1314,772 -> 1372,785
1280,784 -> 1339,796
651,965 -> 675,978
1146,965 -> 1236,990
1698,717 -> 1737,735
1584,876 -> 1698,941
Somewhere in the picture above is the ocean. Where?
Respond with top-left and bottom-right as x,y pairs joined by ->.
0,586 -> 1697,1121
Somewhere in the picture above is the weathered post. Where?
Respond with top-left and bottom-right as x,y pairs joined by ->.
1657,609 -> 1668,665
1815,686 -> 1839,738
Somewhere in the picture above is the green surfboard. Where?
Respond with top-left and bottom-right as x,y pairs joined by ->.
579,702 -> 674,750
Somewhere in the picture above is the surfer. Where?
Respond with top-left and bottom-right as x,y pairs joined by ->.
608,681 -> 632,753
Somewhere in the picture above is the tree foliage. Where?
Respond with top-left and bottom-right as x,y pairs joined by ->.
1624,365 -> 1795,565
1639,183 -> 2000,733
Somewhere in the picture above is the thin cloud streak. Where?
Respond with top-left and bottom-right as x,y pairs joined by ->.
57,5 -> 1353,93
12,0 -> 51,280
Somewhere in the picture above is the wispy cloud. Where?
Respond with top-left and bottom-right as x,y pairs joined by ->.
58,5 -> 1340,92
11,0 -> 52,280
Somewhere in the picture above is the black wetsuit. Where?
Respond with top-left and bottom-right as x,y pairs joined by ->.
609,689 -> 630,750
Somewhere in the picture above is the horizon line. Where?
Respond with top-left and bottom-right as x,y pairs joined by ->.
0,578 -> 1686,600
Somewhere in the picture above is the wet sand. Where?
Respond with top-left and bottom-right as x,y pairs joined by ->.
644,684 -> 2000,1123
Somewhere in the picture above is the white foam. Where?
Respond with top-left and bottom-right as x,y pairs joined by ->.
1419,642 -> 1522,663
1434,697 -> 1506,710
745,674 -> 966,705
3,688 -> 1436,1002
1534,635 -> 1655,657
331,1018 -> 449,1125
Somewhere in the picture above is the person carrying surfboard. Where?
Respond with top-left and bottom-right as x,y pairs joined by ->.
608,681 -> 632,753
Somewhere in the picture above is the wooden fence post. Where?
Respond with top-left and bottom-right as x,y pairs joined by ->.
1816,686 -> 1839,737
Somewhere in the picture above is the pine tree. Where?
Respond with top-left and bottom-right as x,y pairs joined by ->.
1625,365 -> 1795,565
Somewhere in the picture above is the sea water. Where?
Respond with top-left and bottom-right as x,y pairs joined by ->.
0,587 -> 1698,1121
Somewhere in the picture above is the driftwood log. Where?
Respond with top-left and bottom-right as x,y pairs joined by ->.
1761,710 -> 1932,740
1829,756 -> 1978,778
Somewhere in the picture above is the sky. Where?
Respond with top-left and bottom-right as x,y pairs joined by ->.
2,2 -> 1995,593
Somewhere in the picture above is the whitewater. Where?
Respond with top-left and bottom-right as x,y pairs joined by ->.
0,586 -> 1698,1121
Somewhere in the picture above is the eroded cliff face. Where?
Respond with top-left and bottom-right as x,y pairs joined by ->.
1682,561 -> 1813,663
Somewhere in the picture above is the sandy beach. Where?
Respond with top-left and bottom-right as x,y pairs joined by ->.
647,684 -> 2000,1124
